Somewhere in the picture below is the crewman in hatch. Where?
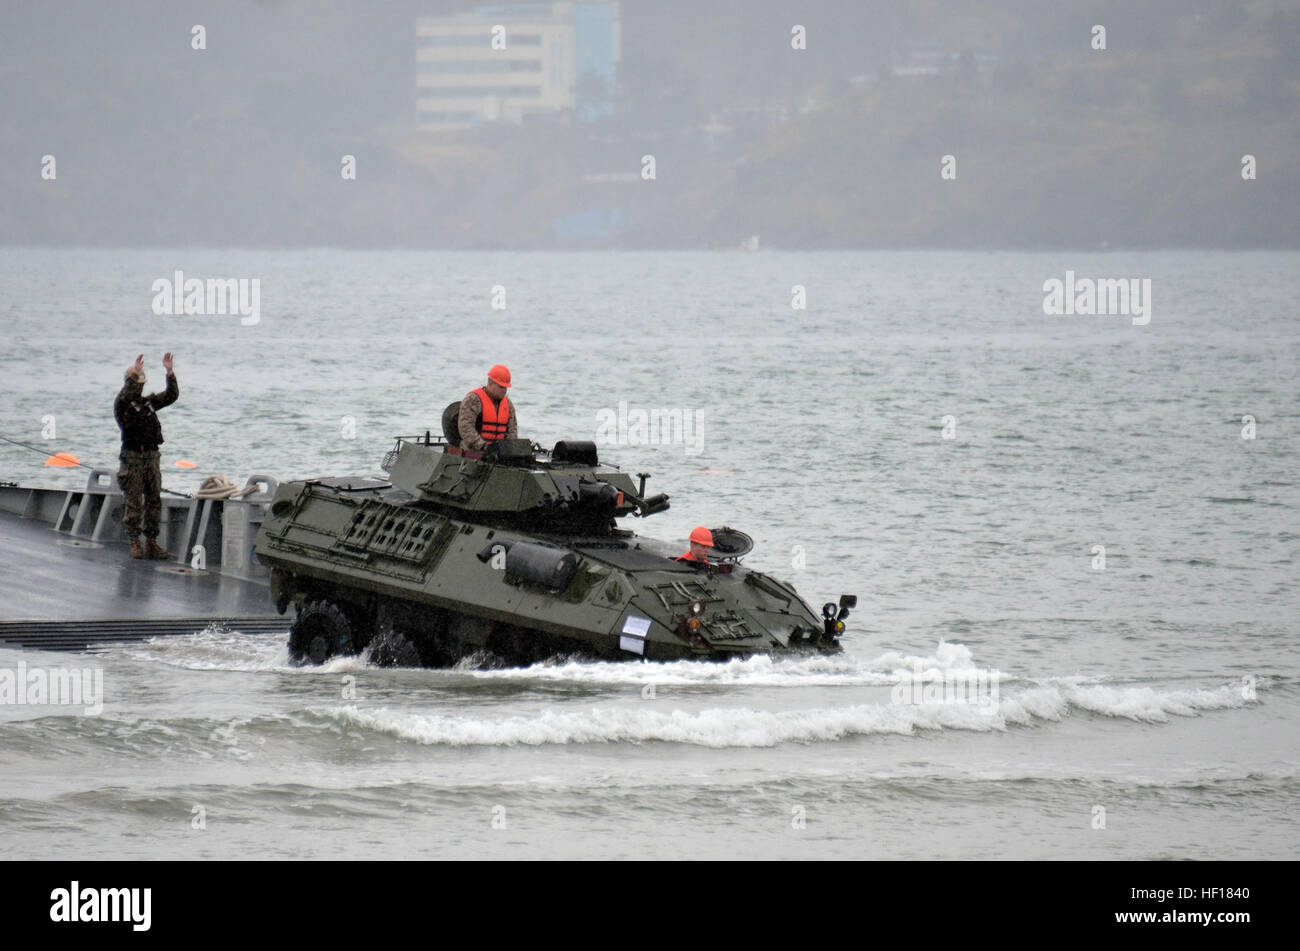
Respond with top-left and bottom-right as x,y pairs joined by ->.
675,526 -> 714,565
458,364 -> 518,452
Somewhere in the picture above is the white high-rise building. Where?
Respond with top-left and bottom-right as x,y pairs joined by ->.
416,2 -> 620,130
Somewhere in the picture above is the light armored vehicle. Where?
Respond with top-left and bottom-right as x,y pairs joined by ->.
254,406 -> 856,666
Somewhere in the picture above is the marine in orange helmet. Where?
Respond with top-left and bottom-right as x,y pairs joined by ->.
458,364 -> 518,451
676,526 -> 714,565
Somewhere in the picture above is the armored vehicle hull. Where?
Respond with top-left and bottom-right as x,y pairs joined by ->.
254,435 -> 854,667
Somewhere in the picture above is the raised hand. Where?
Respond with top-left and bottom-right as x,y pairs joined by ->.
162,352 -> 174,373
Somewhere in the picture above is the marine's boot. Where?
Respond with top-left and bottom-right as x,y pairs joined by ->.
146,537 -> 170,560
128,535 -> 144,559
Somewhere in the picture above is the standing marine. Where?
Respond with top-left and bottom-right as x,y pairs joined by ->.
457,364 -> 517,453
114,352 -> 179,559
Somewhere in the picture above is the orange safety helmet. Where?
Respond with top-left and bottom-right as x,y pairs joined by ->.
487,364 -> 512,388
689,526 -> 714,547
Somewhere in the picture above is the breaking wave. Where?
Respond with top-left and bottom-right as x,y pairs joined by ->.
318,679 -> 1255,748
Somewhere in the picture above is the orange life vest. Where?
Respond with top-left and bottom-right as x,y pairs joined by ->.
473,387 -> 511,442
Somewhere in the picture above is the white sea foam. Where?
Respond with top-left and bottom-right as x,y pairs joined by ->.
111,627 -> 289,671
107,625 -> 368,674
318,678 -> 1253,748
456,641 -> 1008,688
323,700 -> 1000,747
874,640 -> 985,676
1056,681 -> 1250,722
460,651 -> 891,687
109,629 -> 1261,737
109,634 -> 962,689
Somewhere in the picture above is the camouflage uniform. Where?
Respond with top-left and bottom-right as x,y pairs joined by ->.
458,389 -> 518,450
114,373 -> 179,541
118,450 -> 163,538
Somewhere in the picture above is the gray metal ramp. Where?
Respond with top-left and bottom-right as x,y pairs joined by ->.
0,617 -> 289,652
0,508 -> 286,651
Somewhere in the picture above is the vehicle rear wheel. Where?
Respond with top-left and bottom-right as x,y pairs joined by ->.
289,600 -> 357,665
368,625 -> 422,668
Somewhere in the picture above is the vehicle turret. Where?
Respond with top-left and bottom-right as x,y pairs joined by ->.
381,435 -> 669,533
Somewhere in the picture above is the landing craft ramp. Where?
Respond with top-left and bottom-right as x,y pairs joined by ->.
0,472 -> 287,652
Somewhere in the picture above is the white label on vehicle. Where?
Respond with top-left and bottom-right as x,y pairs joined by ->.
621,615 -> 651,637
619,635 -> 646,655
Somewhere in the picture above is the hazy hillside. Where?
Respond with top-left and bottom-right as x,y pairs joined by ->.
1,0 -> 1296,248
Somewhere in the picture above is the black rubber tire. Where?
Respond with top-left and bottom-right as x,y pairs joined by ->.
289,600 -> 356,665
368,627 -> 423,668
441,401 -> 463,448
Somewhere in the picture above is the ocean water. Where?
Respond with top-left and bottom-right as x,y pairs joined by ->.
0,249 -> 1297,859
